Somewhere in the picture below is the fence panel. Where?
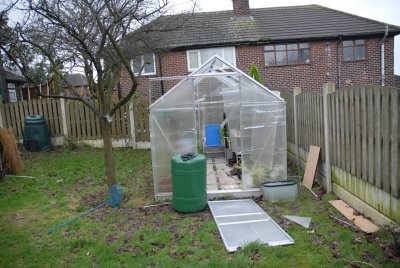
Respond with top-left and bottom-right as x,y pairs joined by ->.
2,99 -> 62,139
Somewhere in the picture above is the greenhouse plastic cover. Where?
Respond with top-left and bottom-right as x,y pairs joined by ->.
149,56 -> 286,195
208,199 -> 294,252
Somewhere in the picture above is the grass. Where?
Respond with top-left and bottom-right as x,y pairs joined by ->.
0,146 -> 398,267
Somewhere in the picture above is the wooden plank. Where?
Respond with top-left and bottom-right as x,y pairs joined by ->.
390,89 -> 399,197
360,87 -> 367,180
367,86 -> 375,184
89,101 -> 97,139
18,101 -> 26,139
13,102 -> 22,139
349,87 -> 356,175
95,101 -> 101,139
80,103 -> 87,139
339,90 -> 345,169
52,99 -> 61,136
344,88 -> 350,172
84,102 -> 91,138
43,100 -> 53,135
64,101 -> 71,139
122,104 -> 128,137
310,93 -> 315,148
4,103 -> 12,128
75,102 -> 82,139
329,200 -> 379,233
32,98 -> 38,115
144,103 -> 150,141
381,89 -> 390,192
37,98 -> 43,116
374,89 -> 382,189
330,93 -> 337,165
319,94 -> 325,161
27,97 -> 33,114
69,101 -> 77,139
354,87 -> 362,178
302,145 -> 321,189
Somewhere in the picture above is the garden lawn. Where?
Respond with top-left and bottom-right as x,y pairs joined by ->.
0,147 -> 398,267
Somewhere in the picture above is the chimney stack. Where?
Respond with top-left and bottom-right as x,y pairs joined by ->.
232,0 -> 250,18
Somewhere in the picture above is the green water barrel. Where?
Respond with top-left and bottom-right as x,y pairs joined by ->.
23,115 -> 52,152
171,154 -> 206,213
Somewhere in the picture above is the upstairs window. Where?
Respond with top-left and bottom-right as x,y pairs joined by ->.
132,53 -> 156,75
187,47 -> 236,71
8,83 -> 17,102
343,39 -> 365,61
264,43 -> 310,66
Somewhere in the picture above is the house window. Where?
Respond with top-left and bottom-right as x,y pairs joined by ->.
132,53 -> 156,75
8,83 -> 17,102
187,47 -> 236,71
264,43 -> 310,66
343,39 -> 365,61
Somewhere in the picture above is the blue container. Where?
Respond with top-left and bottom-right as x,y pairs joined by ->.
205,124 -> 221,147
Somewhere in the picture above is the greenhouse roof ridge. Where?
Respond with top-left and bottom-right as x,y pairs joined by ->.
149,55 -> 283,109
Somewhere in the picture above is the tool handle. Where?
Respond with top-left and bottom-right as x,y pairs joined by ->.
48,201 -> 109,234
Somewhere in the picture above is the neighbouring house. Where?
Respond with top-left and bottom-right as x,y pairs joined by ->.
61,73 -> 90,99
117,0 -> 400,102
21,73 -> 90,100
0,70 -> 26,103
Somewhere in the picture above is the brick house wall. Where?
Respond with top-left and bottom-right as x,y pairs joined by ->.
118,36 -> 396,100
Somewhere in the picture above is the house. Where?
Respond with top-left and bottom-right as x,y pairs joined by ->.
118,0 -> 400,102
21,73 -> 90,100
0,69 -> 26,103
61,73 -> 90,99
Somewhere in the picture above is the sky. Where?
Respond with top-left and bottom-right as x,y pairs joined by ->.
172,0 -> 400,74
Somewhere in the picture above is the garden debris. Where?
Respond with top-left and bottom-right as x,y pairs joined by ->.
329,215 -> 357,229
142,202 -> 171,210
0,128 -> 23,174
5,175 -> 34,179
302,145 -> 320,190
282,215 -> 311,228
329,200 -> 379,233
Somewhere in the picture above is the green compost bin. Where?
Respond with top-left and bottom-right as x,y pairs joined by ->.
171,154 -> 206,213
23,115 -> 52,152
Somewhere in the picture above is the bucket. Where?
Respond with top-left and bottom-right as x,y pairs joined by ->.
262,180 -> 298,202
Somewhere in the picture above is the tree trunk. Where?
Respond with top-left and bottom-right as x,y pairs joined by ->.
101,119 -> 117,187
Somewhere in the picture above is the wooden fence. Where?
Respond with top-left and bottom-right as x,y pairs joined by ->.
282,85 -> 399,196
281,85 -> 400,222
328,86 -> 399,197
0,98 -> 150,144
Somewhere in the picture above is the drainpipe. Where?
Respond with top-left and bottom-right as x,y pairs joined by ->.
337,35 -> 343,89
381,26 -> 389,86
158,54 -> 165,95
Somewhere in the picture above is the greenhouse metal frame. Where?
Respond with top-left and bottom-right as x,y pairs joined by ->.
149,56 -> 287,199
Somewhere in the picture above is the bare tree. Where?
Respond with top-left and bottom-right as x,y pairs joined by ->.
0,0 -> 196,188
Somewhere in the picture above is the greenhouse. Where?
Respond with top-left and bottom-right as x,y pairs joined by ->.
149,56 -> 287,199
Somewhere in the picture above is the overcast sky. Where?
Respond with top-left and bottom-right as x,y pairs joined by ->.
173,0 -> 400,74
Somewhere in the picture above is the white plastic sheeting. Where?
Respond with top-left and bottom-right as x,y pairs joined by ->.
149,56 -> 286,196
208,199 -> 294,252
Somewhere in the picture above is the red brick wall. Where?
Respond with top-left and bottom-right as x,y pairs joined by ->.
118,36 -> 397,99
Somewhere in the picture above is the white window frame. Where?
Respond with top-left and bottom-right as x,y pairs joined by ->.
131,53 -> 156,76
186,47 -> 236,72
8,83 -> 17,102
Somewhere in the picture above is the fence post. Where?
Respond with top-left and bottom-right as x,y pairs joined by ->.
129,101 -> 136,149
293,87 -> 301,168
323,83 -> 335,193
59,96 -> 68,138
